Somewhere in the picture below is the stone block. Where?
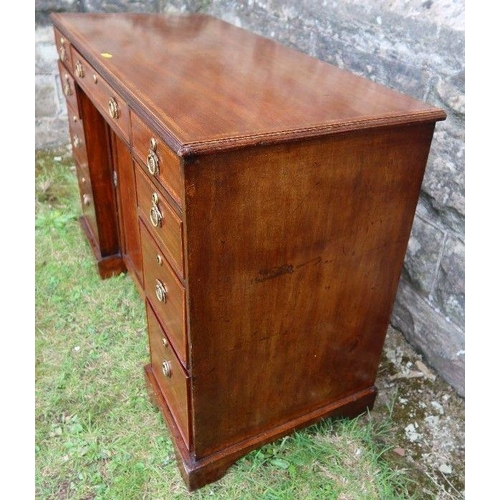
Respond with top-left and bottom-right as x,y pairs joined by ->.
35,28 -> 59,74
422,128 -> 465,229
35,0 -> 82,25
435,236 -> 465,328
160,0 -> 209,13
404,215 -> 446,295
392,277 -> 464,396
81,0 -> 159,13
36,117 -> 70,149
434,24 -> 465,73
435,71 -> 465,117
35,25 -> 57,44
35,0 -> 80,11
342,0 -> 465,31
36,75 -> 59,118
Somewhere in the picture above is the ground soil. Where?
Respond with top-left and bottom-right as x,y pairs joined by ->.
372,327 -> 465,499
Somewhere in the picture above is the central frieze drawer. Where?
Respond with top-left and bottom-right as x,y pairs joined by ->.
70,48 -> 130,144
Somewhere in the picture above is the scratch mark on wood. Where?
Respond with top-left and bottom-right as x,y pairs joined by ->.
296,256 -> 322,270
253,264 -> 294,283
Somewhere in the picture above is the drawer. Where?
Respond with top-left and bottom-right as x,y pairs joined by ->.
147,301 -> 190,448
70,48 -> 130,144
140,220 -> 187,366
54,27 -> 73,69
75,162 -> 98,239
76,162 -> 90,191
66,101 -> 81,127
58,61 -> 79,118
136,165 -> 184,278
75,162 -> 91,202
68,112 -> 87,166
131,112 -> 183,207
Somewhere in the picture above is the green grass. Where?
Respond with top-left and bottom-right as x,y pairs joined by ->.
35,149 -> 416,499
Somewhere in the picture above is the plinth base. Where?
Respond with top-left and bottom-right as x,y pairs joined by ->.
79,216 -> 126,279
144,363 -> 377,491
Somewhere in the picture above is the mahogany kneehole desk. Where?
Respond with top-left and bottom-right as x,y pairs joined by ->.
51,12 -> 446,490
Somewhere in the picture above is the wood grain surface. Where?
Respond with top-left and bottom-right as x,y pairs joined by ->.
52,13 -> 445,156
185,124 -> 436,458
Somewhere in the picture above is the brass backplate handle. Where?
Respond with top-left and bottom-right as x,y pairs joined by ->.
59,40 -> 66,61
155,279 -> 167,303
149,193 -> 163,227
63,75 -> 72,96
72,134 -> 81,148
162,360 -> 172,378
75,60 -> 84,78
108,97 -> 119,119
147,149 -> 159,176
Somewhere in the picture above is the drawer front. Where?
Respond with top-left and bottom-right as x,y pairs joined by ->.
58,61 -> 79,118
141,220 -> 187,366
67,113 -> 87,166
147,302 -> 190,447
54,27 -> 73,69
66,102 -> 81,129
131,112 -> 183,207
136,165 -> 184,278
75,161 -> 91,195
75,162 -> 98,239
70,48 -> 130,144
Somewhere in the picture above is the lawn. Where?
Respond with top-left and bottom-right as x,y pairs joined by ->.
35,148 -> 417,499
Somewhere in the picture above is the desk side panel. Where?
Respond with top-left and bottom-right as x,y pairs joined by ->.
184,124 -> 436,459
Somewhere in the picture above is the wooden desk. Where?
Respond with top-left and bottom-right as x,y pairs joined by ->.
51,12 -> 445,490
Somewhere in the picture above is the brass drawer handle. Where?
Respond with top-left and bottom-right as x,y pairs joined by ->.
149,192 -> 163,227
59,38 -> 66,61
72,134 -> 81,148
63,75 -> 72,96
162,359 -> 172,378
147,138 -> 159,176
82,194 -> 91,206
162,337 -> 169,348
155,279 -> 167,303
108,97 -> 119,119
75,60 -> 84,78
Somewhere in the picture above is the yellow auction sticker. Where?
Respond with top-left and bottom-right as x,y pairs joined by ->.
100,52 -> 113,58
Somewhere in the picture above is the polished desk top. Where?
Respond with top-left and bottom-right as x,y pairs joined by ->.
52,13 -> 445,155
